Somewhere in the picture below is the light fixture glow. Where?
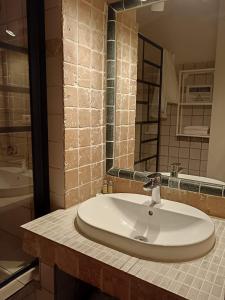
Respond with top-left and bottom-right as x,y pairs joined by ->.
5,29 -> 16,37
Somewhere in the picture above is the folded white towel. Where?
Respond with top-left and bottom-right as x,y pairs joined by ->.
184,126 -> 209,132
183,129 -> 209,136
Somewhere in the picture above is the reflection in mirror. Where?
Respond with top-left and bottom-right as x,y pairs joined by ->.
114,0 -> 225,184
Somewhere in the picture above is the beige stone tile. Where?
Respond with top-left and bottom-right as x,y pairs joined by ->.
92,31 -> 104,53
78,108 -> 90,127
65,168 -> 78,190
64,86 -> 78,107
78,23 -> 91,48
119,141 -> 128,156
127,154 -> 134,169
91,109 -> 102,127
78,0 -> 91,25
91,178 -> 103,196
91,51 -> 103,72
78,87 -> 90,108
91,70 -> 103,90
78,66 -> 91,88
91,90 -> 103,109
79,165 -> 91,185
120,111 -> 129,125
78,182 -> 92,202
92,0 -> 105,11
65,188 -> 79,207
119,155 -> 128,169
64,107 -> 78,128
91,162 -> 102,181
91,145 -> 103,163
65,129 -> 78,150
63,39 -> 77,64
78,45 -> 91,67
91,127 -> 103,145
65,149 -> 78,170
63,0 -> 77,18
63,16 -> 77,42
64,62 -> 77,86
79,128 -> 91,147
91,8 -> 104,32
79,146 -> 91,166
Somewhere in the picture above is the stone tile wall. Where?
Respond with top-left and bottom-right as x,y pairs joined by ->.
114,10 -> 138,169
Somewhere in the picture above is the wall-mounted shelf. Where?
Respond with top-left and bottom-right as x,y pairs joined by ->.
180,102 -> 212,106
177,134 -> 210,139
176,68 -> 214,139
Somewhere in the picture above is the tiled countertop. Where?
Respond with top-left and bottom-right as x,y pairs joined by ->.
22,206 -> 225,300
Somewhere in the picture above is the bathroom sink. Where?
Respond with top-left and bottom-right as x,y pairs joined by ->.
76,193 -> 215,262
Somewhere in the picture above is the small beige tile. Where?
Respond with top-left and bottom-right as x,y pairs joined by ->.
78,109 -> 90,128
64,86 -> 78,107
64,108 -> 78,128
64,62 -> 77,86
65,149 -> 78,170
63,16 -> 77,42
78,87 -> 90,108
78,1 -> 91,21
65,129 -> 78,150
65,169 -> 78,190
78,66 -> 91,88
79,165 -> 91,185
78,45 -> 91,68
79,146 -> 91,166
78,23 -> 91,48
79,128 -> 91,147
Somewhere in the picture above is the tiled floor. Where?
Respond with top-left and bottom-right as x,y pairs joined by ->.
22,206 -> 225,300
0,230 -> 33,282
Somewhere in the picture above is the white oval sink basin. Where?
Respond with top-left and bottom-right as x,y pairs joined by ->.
76,193 -> 216,262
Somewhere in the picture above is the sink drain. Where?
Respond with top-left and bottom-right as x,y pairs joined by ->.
134,235 -> 148,242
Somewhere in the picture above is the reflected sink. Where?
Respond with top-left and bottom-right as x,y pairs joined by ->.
76,193 -> 216,262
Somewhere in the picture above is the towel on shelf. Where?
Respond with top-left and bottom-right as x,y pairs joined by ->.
183,126 -> 209,136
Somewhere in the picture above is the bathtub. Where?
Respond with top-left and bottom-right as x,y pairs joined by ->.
0,167 -> 33,198
161,172 -> 225,185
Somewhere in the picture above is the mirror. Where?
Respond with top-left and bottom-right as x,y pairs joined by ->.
112,0 -> 225,185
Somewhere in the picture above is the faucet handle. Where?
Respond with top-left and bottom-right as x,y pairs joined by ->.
143,172 -> 161,191
170,162 -> 183,177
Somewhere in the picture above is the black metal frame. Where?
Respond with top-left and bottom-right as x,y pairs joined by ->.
27,0 -> 50,218
134,33 -> 163,172
0,0 -> 50,289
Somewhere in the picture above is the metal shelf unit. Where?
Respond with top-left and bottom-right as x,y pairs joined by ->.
176,68 -> 214,139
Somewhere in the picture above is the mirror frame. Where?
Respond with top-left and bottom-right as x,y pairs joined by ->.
105,1 -> 225,197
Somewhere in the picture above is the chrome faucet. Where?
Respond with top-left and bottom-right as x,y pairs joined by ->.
143,172 -> 162,205
170,162 -> 183,178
